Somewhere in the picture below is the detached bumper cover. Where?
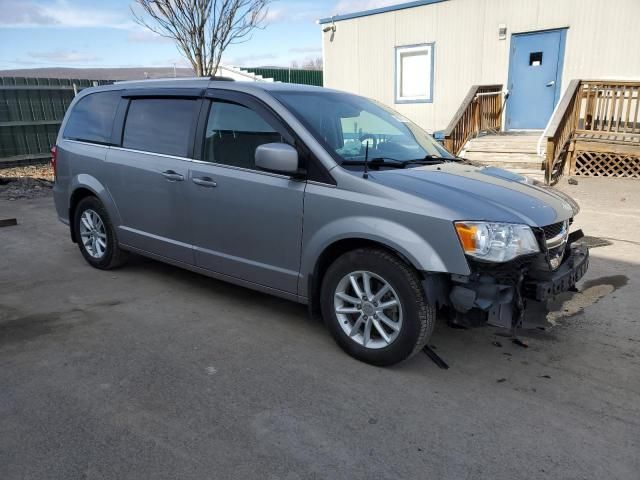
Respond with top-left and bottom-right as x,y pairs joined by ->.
523,243 -> 589,302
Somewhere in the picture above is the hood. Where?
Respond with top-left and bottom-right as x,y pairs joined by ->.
369,163 -> 578,227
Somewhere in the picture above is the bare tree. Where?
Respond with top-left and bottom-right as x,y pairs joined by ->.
132,0 -> 273,77
300,56 -> 323,71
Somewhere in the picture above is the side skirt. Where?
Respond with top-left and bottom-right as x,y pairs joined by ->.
120,243 -> 307,305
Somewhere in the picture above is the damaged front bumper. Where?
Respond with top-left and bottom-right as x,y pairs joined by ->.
523,242 -> 589,302
447,238 -> 589,329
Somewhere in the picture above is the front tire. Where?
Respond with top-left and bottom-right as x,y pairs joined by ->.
320,248 -> 435,366
73,196 -> 126,270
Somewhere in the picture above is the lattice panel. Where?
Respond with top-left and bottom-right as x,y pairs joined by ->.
573,150 -> 640,178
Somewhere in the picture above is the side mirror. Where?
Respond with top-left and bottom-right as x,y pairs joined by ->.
255,143 -> 299,175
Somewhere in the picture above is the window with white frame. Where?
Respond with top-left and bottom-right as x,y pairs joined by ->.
395,44 -> 434,103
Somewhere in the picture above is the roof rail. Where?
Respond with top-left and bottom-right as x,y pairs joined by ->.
114,77 -> 208,84
209,76 -> 235,81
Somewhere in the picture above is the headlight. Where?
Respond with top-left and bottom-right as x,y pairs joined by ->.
454,221 -> 539,262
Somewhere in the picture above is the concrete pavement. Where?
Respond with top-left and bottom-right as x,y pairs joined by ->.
0,177 -> 638,479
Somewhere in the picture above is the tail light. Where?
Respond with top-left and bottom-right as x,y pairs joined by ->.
50,145 -> 57,180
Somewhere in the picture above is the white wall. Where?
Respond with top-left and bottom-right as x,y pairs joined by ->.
216,65 -> 274,82
322,0 -> 640,132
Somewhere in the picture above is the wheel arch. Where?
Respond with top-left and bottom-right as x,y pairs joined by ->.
306,237 -> 421,321
69,187 -> 96,242
68,174 -> 120,243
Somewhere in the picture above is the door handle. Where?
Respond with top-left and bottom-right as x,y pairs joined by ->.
546,80 -> 556,87
161,170 -> 184,181
192,176 -> 217,188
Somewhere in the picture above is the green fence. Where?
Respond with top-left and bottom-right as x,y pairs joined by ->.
0,71 -> 322,167
0,77 -> 112,167
244,68 -> 323,86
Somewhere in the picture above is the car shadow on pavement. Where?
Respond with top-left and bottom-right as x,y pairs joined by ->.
115,248 -> 637,373
122,253 -> 312,321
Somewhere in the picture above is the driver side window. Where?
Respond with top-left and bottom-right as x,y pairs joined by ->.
337,110 -> 404,157
204,100 -> 284,170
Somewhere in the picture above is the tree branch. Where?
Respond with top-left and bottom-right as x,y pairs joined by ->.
132,0 -> 273,76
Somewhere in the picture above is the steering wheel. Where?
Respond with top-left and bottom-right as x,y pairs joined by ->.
359,133 -> 377,150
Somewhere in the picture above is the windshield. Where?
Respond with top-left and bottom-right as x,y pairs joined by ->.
273,90 -> 454,169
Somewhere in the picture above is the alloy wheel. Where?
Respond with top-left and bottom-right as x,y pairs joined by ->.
333,270 -> 403,349
79,209 -> 107,259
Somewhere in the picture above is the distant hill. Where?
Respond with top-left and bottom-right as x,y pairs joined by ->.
0,67 -> 196,80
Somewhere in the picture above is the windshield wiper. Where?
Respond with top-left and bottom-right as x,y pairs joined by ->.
399,155 -> 456,166
341,155 -> 457,169
340,157 -> 404,167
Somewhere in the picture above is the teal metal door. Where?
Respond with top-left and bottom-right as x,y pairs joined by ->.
506,29 -> 566,130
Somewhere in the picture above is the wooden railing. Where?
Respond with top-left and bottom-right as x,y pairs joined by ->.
544,80 -> 640,183
443,84 -> 504,155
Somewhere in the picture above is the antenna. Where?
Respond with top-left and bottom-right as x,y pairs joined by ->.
363,142 -> 369,179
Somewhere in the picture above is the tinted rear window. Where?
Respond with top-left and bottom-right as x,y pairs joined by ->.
122,98 -> 198,157
64,91 -> 121,144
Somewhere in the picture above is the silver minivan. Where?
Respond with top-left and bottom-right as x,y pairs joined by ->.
52,78 -> 588,366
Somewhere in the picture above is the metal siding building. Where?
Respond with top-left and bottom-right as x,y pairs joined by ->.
320,0 -> 640,132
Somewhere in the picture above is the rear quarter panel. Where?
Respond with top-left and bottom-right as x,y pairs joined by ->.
53,140 -> 120,227
53,85 -> 124,227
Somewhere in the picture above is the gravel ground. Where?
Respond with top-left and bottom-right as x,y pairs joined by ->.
0,164 -> 54,201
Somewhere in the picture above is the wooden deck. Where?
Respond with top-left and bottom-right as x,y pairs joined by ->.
443,80 -> 640,184
443,85 -> 503,156
461,133 -> 545,182
544,80 -> 640,182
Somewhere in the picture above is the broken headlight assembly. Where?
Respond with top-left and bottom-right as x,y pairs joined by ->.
454,221 -> 539,263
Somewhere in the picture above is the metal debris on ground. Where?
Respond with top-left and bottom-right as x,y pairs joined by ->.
423,345 -> 449,369
0,218 -> 17,227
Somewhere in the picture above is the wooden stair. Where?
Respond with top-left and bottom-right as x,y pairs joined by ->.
460,132 -> 545,182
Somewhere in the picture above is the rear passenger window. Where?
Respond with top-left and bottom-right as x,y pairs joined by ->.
64,91 -> 121,144
204,101 -> 284,169
123,98 -> 198,157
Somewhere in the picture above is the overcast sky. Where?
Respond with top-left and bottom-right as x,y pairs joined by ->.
0,0 -> 407,70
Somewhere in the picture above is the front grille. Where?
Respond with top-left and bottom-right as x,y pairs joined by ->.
542,222 -> 564,240
542,218 -> 573,240
539,219 -> 573,270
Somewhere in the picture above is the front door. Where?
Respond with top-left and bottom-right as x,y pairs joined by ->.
506,29 -> 566,130
188,92 -> 305,294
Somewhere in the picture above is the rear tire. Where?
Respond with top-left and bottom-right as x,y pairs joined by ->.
73,196 -> 127,270
320,248 -> 435,366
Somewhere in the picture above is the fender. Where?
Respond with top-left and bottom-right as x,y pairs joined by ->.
300,216 -> 469,298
